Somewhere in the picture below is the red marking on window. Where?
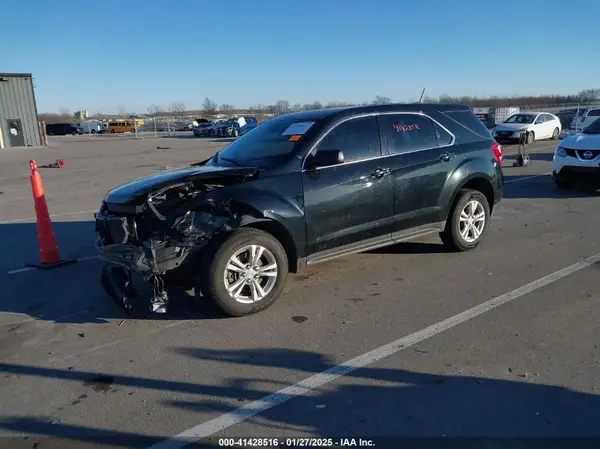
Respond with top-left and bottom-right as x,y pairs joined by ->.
289,134 -> 302,141
393,123 -> 420,132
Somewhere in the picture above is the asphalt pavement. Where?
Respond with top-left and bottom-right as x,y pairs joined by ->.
0,135 -> 599,448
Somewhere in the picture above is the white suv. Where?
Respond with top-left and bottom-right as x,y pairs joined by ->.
570,107 -> 600,131
552,118 -> 600,189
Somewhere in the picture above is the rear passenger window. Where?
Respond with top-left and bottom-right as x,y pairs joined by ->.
588,109 -> 600,117
378,114 -> 439,154
317,116 -> 381,163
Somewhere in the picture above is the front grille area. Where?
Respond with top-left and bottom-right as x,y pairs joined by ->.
575,149 -> 600,160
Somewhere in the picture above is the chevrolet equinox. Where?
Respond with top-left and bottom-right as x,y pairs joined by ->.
95,103 -> 504,317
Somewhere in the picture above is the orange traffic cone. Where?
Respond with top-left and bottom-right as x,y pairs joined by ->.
25,160 -> 75,270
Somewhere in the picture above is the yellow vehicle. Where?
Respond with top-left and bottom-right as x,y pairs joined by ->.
107,119 -> 144,133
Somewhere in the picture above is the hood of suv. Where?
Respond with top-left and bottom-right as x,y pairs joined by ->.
560,133 -> 600,151
105,164 -> 258,206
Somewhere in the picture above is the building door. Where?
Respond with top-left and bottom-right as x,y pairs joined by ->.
7,119 -> 26,147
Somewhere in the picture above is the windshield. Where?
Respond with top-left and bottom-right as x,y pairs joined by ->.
208,116 -> 317,168
504,114 -> 536,124
582,118 -> 600,134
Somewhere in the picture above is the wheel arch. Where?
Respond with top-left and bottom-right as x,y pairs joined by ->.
241,219 -> 299,273
215,199 -> 301,274
447,175 -> 496,220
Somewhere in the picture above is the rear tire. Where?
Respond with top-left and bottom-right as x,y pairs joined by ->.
551,127 -> 559,140
440,189 -> 491,252
198,228 -> 289,317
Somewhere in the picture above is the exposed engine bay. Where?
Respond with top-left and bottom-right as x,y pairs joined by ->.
95,177 -> 250,314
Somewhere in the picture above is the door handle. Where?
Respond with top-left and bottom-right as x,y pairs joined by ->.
371,168 -> 391,178
440,152 -> 455,162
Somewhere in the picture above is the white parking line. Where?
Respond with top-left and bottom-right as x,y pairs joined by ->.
503,143 -> 556,156
148,251 -> 600,449
0,188 -> 102,203
0,209 -> 97,224
504,173 -> 551,184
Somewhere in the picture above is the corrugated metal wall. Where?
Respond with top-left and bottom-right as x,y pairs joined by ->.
0,75 -> 42,147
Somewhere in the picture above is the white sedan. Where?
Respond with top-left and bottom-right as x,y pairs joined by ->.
492,112 -> 562,144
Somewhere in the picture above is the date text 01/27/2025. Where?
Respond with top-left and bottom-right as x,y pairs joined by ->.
218,437 -> 376,447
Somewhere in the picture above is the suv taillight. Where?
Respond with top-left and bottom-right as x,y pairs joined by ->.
492,142 -> 503,166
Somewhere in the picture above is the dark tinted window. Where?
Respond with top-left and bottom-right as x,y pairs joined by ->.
316,116 -> 380,162
443,110 -> 493,138
378,114 -> 439,155
582,118 -> 600,134
588,109 -> 600,117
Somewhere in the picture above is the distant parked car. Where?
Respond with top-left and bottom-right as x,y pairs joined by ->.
556,108 -> 580,129
217,116 -> 258,137
46,123 -> 83,136
491,112 -> 561,144
570,107 -> 600,131
193,119 -> 227,137
77,121 -> 104,134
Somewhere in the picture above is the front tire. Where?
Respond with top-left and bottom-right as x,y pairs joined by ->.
440,189 -> 491,252
527,131 -> 535,144
199,228 -> 289,317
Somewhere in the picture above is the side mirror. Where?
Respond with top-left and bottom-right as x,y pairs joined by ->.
310,149 -> 344,169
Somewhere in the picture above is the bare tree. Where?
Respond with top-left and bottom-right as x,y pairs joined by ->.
147,105 -> 164,116
169,102 -> 186,114
372,95 -> 392,105
118,105 -> 126,116
220,104 -> 236,115
290,103 -> 302,112
578,88 -> 600,103
202,97 -> 218,114
58,108 -> 70,117
274,100 -> 290,115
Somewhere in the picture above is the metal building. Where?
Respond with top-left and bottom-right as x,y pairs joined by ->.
0,73 -> 43,148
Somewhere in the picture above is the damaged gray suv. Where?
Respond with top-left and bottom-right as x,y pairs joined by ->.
95,103 -> 504,317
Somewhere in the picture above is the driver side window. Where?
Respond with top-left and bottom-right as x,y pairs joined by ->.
316,116 -> 381,163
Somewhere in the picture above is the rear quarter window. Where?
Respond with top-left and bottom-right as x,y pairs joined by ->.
588,109 -> 600,117
441,110 -> 493,142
